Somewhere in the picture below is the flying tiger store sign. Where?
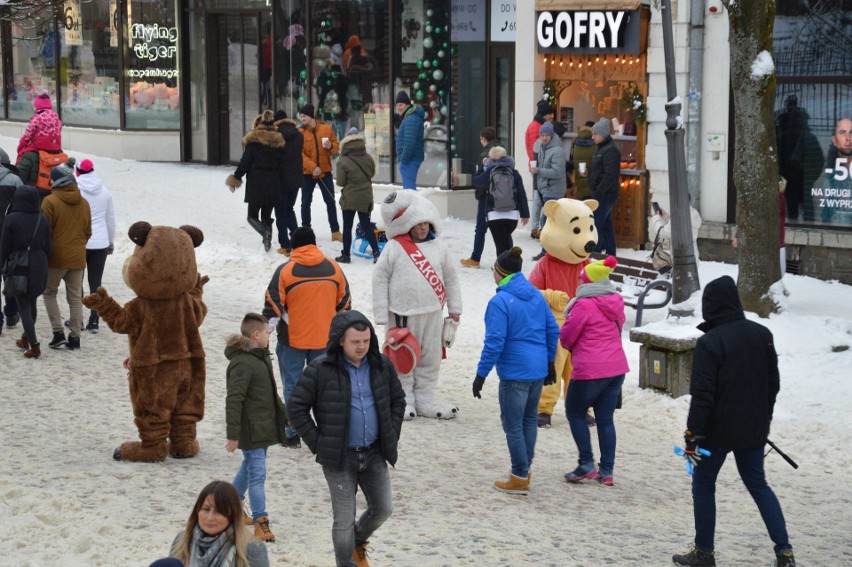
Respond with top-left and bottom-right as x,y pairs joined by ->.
536,10 -> 640,54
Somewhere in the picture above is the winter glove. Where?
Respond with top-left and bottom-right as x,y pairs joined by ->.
673,430 -> 711,474
472,376 -> 486,399
107,243 -> 114,255
544,362 -> 557,386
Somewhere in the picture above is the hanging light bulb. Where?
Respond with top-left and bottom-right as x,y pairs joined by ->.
542,55 -> 548,64
629,55 -> 634,65
569,56 -> 574,67
550,55 -> 556,65
559,56 -> 564,67
615,55 -> 620,63
603,55 -> 608,65
595,56 -> 600,63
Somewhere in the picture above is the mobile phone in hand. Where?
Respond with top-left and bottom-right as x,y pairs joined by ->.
652,202 -> 661,215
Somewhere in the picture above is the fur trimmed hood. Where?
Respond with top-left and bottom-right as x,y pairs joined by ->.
340,133 -> 366,154
225,333 -> 255,352
242,127 -> 284,149
273,118 -> 300,128
380,190 -> 441,239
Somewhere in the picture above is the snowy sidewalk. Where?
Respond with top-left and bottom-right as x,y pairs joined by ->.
1,138 -> 850,566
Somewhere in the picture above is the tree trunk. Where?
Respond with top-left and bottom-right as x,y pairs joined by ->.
727,0 -> 781,316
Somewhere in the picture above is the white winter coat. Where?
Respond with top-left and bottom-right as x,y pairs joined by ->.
76,171 -> 116,250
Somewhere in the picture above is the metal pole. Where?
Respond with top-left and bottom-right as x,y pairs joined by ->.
660,0 -> 701,304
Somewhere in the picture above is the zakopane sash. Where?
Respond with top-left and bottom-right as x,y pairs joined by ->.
394,234 -> 446,307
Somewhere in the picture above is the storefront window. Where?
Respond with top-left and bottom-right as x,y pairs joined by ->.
310,0 -> 392,182
8,17 -> 58,121
126,0 -> 179,129
394,0 -> 451,186
275,0 -> 307,119
60,0 -> 120,128
774,0 -> 851,228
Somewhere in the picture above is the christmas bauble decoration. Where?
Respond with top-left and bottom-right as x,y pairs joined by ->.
432,69 -> 444,81
423,37 -> 433,49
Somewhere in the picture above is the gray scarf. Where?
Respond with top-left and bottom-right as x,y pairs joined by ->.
564,279 -> 617,317
188,524 -> 237,567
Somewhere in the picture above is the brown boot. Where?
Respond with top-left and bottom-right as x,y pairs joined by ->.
16,334 -> 28,349
331,231 -> 343,242
253,516 -> 275,543
24,343 -> 41,359
530,229 -> 541,240
352,541 -> 370,566
242,506 -> 253,526
459,258 -> 480,268
494,473 -> 530,495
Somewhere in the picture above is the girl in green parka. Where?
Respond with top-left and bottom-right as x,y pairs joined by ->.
224,312 -> 288,545
335,128 -> 380,263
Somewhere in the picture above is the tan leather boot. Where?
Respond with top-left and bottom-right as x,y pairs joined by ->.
253,516 -> 275,543
494,473 -> 530,495
24,343 -> 41,359
352,541 -> 370,566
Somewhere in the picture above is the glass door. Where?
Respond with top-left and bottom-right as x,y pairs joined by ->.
206,12 -> 268,164
488,44 -> 515,154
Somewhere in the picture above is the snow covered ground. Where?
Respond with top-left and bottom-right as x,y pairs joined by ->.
1,137 -> 850,566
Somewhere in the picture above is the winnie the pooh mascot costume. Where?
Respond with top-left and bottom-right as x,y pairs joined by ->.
529,198 -> 599,428
83,222 -> 208,462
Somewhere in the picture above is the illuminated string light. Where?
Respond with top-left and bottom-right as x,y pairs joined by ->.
569,56 -> 574,67
559,55 -> 564,67
543,55 -> 548,64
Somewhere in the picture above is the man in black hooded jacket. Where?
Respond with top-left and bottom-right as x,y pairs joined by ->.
288,309 -> 405,566
673,276 -> 795,567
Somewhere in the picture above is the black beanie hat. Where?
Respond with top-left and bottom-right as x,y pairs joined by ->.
273,109 -> 287,121
494,246 -> 523,278
537,100 -> 554,116
395,90 -> 411,105
299,104 -> 315,119
291,227 -> 316,249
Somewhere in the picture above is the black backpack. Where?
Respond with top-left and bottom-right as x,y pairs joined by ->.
488,165 -> 517,212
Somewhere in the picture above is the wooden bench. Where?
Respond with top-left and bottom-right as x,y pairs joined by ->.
589,252 -> 673,327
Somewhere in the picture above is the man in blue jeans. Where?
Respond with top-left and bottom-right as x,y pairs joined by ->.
394,90 -> 425,190
262,228 -> 351,448
288,310 -> 405,567
673,276 -> 795,567
472,247 -> 559,495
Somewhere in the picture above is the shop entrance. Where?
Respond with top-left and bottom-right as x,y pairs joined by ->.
488,45 -> 515,153
205,11 -> 271,165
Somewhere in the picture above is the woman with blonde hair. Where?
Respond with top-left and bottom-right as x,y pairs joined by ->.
170,480 -> 269,567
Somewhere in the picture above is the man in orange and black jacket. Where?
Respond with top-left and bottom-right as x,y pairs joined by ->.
263,227 -> 351,447
298,104 -> 342,242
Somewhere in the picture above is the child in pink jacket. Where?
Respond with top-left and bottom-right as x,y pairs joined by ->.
559,256 -> 629,485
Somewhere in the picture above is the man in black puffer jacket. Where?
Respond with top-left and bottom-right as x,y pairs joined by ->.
589,117 -> 621,256
673,276 -> 795,567
288,309 -> 405,566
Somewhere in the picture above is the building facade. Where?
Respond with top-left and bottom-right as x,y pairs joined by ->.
1,1 -> 849,280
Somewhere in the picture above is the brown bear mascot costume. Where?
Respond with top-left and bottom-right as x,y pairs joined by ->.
83,222 -> 208,462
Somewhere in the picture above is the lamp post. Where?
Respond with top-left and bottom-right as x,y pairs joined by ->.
660,0 -> 700,304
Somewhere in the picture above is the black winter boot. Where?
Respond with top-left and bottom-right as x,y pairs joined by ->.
672,547 -> 716,566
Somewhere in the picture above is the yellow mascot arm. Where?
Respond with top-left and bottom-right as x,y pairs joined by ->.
540,288 -> 570,315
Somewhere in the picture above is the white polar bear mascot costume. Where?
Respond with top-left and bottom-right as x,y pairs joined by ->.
372,190 -> 463,420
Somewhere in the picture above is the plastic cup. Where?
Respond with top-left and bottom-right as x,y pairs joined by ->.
579,162 -> 587,175
530,160 -> 537,168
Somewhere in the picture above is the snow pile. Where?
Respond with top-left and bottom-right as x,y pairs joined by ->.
0,136 -> 850,565
750,50 -> 775,79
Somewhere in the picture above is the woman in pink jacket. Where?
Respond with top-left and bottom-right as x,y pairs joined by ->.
559,256 -> 629,486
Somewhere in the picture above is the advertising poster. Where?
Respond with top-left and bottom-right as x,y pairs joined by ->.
401,0 -> 424,64
451,0 -> 486,43
63,0 -> 83,47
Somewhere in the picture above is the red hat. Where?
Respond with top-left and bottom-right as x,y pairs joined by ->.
382,327 -> 421,375
33,90 -> 53,111
76,158 -> 94,175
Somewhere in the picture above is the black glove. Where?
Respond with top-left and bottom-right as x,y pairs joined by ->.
544,362 -> 557,386
684,430 -> 707,468
472,376 -> 486,399
107,243 -> 114,255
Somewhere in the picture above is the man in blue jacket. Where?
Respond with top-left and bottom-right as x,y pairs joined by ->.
394,90 -> 425,190
472,247 -> 559,495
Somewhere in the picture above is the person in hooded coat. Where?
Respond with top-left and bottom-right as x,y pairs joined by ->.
288,310 -> 405,567
1,185 -> 52,358
335,128 -> 379,264
75,158 -> 115,333
226,110 -> 286,252
471,146 -> 530,257
559,256 -> 629,486
273,110 -> 303,255
672,275 -> 795,567
0,147 -> 24,332
394,91 -> 425,189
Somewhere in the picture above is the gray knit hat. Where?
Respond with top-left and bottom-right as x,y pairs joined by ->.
592,118 -> 611,138
50,157 -> 77,188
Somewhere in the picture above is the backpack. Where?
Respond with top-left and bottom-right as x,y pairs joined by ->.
649,225 -> 673,274
488,165 -> 517,212
36,150 -> 69,191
